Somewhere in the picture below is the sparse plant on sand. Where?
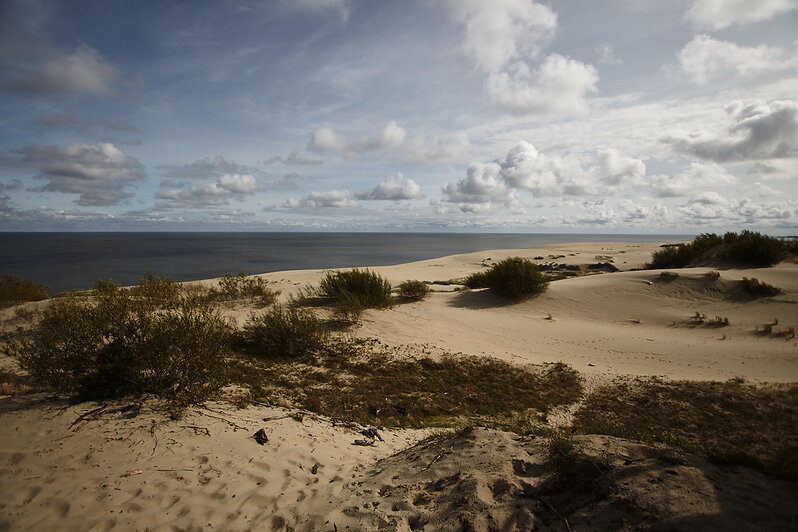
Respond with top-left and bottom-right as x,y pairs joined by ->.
739,277 -> 781,297
396,280 -> 430,301
213,272 -> 279,306
463,257 -> 549,299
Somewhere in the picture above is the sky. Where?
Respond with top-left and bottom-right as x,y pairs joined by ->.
0,0 -> 797,233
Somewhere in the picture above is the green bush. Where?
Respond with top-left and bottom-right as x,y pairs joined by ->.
0,274 -> 49,307
317,269 -> 392,310
722,231 -> 787,267
463,257 -> 549,299
397,280 -> 430,301
648,232 -> 788,269
5,290 -> 231,404
242,305 -> 328,358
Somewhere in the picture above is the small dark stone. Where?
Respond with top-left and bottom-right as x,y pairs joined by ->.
253,428 -> 269,445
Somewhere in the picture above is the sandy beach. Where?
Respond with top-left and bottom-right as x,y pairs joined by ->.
1,240 -> 797,531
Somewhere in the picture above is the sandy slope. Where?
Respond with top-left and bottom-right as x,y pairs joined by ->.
1,240 -> 797,530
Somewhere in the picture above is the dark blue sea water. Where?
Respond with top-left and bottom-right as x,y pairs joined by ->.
0,233 -> 687,293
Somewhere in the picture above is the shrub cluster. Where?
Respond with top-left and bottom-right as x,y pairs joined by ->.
396,280 -> 430,301
317,269 -> 392,321
5,280 -> 231,404
648,231 -> 788,269
241,305 -> 328,358
212,272 -> 279,306
463,257 -> 549,299
0,274 -> 49,307
739,277 -> 782,297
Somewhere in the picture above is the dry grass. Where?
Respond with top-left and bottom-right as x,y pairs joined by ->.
228,339 -> 582,428
572,378 -> 798,479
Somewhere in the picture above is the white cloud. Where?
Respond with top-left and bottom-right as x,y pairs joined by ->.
650,162 -> 737,197
356,172 -> 422,200
399,132 -> 472,164
499,140 -> 593,196
595,42 -> 621,65
284,189 -> 358,209
7,142 -> 143,206
309,121 -> 406,158
685,0 -> 797,30
442,161 -> 515,211
666,100 -> 798,162
155,174 -> 264,208
163,155 -> 257,179
486,54 -> 598,115
595,149 -> 646,185
439,0 -> 557,72
678,35 -> 793,85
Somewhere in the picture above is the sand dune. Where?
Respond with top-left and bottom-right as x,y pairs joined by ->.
1,241 -> 796,530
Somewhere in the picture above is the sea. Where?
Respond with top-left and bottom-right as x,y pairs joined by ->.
0,232 -> 688,293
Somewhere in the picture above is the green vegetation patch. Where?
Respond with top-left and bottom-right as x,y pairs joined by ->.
396,280 -> 430,301
463,257 -> 549,299
230,341 -> 582,428
648,231 -> 789,269
4,278 -> 231,405
572,378 -> 798,480
241,305 -> 328,358
0,274 -> 49,307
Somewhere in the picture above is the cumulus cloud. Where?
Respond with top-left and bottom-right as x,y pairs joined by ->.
439,1 -> 597,115
649,162 -> 737,197
678,35 -> 794,85
666,100 -> 798,162
163,155 -> 258,179
685,0 -> 797,30
271,173 -> 313,191
442,141 -> 647,212
595,149 -> 646,185
309,121 -> 406,159
5,142 -> 143,206
155,174 -> 264,208
356,173 -> 422,200
284,189 -> 357,209
439,0 -> 557,72
265,152 -> 322,166
486,54 -> 598,115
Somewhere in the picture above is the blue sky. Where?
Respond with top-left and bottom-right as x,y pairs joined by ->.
1,0 -> 797,232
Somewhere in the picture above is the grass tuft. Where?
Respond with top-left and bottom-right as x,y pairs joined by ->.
396,280 -> 431,301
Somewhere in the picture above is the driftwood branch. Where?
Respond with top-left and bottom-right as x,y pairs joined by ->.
70,404 -> 108,432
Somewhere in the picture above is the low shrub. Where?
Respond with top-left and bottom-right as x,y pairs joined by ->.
129,271 -> 181,306
242,305 -> 328,358
93,278 -> 119,295
722,230 -> 787,267
648,231 -> 788,269
0,274 -> 49,307
5,290 -> 231,404
397,280 -> 430,301
317,269 -> 392,311
463,257 -> 549,299
658,271 -> 679,282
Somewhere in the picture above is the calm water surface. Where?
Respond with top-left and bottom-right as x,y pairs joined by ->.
1,232 -> 686,293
